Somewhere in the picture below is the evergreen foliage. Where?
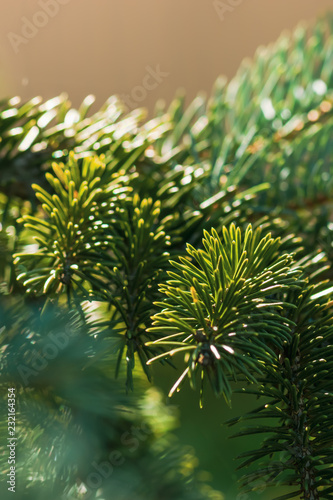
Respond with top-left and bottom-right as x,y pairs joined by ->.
147,224 -> 302,406
1,14 -> 333,500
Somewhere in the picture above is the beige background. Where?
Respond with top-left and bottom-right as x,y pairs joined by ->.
0,0 -> 332,111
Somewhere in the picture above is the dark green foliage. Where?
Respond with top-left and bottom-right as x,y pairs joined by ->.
1,14 -> 333,500
226,261 -> 333,499
0,303 -> 222,500
13,154 -> 173,389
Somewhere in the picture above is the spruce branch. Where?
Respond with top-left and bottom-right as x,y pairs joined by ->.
13,155 -> 173,388
0,93 -> 167,202
96,193 -> 172,390
13,153 -> 130,299
147,224 -> 302,406
151,16 -> 333,252
1,13 -> 333,500
0,302 -> 222,500
227,263 -> 333,498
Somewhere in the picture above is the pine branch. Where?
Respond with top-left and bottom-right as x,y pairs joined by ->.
13,153 -> 128,299
1,13 -> 333,500
147,224 -> 302,406
0,302 -> 222,500
96,193 -> 172,390
13,155 -> 174,388
227,261 -> 333,498
0,94 -> 166,202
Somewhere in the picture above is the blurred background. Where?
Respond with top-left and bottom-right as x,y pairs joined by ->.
0,0 -> 332,111
1,1 -> 332,498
